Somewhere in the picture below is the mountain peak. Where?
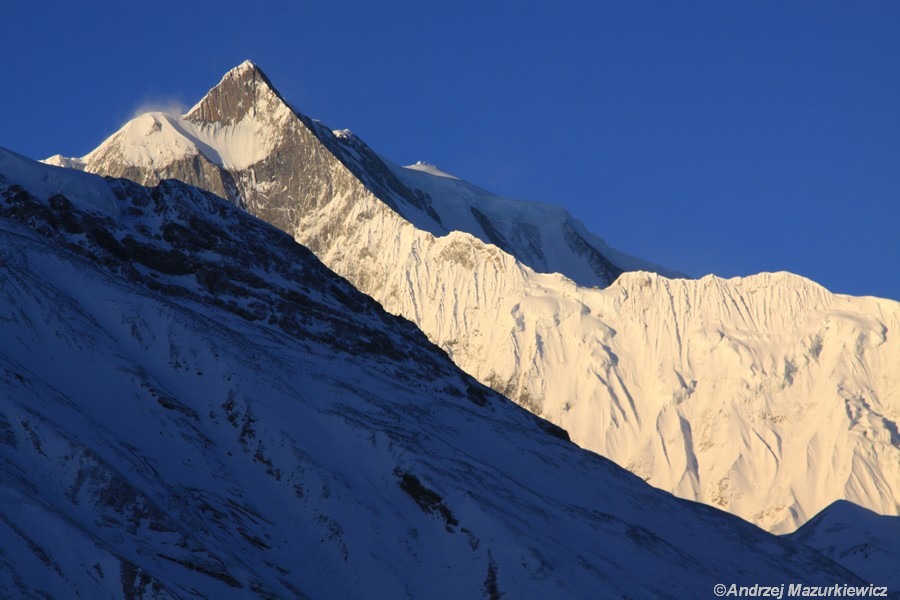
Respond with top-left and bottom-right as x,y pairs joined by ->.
232,58 -> 259,74
186,60 -> 289,126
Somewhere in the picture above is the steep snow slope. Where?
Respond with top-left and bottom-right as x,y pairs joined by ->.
1,148 -> 864,598
787,501 -> 900,589
47,62 -> 900,534
46,61 -> 659,289
384,157 -> 679,283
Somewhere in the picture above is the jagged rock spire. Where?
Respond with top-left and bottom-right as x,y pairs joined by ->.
186,60 -> 290,126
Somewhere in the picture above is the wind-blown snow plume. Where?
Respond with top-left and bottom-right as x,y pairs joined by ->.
130,98 -> 188,120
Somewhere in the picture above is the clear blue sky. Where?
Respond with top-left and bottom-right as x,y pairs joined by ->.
4,1 -> 898,299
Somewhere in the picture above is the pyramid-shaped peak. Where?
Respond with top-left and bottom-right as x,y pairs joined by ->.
223,59 -> 273,85
186,60 -> 291,126
232,59 -> 260,74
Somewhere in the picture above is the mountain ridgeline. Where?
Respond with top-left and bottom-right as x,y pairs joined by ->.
45,61 -> 900,535
1,148 -> 872,598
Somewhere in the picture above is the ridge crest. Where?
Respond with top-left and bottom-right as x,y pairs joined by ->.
186,60 -> 290,126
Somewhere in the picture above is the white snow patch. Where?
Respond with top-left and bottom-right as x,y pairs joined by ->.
41,155 -> 86,170
404,161 -> 459,180
183,113 -> 282,170
83,113 -> 198,169
1,147 -> 117,215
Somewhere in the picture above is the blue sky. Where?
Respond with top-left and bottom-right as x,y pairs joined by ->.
4,1 -> 898,299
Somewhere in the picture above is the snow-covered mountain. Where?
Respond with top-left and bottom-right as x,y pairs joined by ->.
45,60 -> 672,289
47,61 -> 900,534
2,147 -> 869,598
786,500 -> 900,589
